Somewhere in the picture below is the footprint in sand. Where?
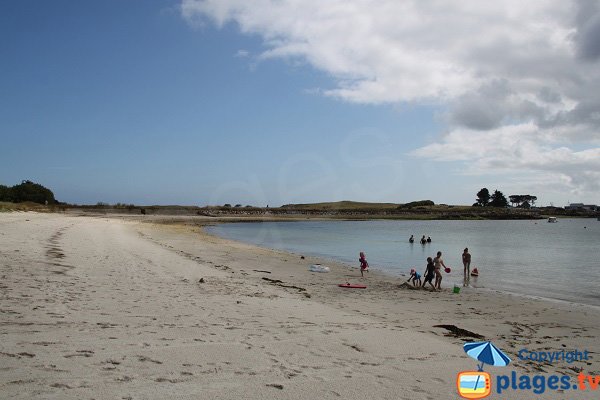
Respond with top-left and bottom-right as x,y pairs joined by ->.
50,383 -> 73,389
266,383 -> 284,390
137,355 -> 162,364
64,350 -> 94,358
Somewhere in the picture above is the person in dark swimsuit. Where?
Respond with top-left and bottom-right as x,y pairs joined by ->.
422,257 -> 435,290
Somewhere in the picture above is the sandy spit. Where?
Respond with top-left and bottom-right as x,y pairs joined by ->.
1,212 -> 598,399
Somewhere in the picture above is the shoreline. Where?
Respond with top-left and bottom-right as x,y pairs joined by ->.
207,225 -> 600,311
141,214 -> 600,333
201,218 -> 600,310
2,212 -> 598,399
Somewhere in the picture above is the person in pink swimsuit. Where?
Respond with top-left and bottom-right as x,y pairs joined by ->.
359,252 -> 369,277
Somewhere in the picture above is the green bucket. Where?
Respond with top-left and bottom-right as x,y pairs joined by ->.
453,285 -> 461,294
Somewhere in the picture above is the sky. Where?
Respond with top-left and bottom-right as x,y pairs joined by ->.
1,1 -> 599,207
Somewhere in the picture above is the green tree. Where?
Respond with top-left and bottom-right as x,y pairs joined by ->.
399,200 -> 435,209
0,184 -> 13,202
509,194 -> 537,208
490,189 -> 509,207
524,195 -> 537,207
509,194 -> 523,207
8,180 -> 55,204
475,188 -> 490,207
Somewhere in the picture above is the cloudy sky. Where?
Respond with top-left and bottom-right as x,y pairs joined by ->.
1,1 -> 598,206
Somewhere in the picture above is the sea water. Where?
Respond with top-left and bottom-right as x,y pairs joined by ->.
206,219 -> 600,306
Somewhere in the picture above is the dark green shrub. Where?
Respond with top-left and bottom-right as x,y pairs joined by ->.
2,180 -> 55,204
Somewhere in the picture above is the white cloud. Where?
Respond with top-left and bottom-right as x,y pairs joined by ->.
411,123 -> 600,195
181,0 -> 600,199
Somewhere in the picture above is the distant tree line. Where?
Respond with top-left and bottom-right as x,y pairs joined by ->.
0,180 -> 56,204
508,194 -> 537,208
398,200 -> 435,209
474,188 -> 537,208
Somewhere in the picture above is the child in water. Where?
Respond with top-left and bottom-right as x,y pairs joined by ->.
359,252 -> 369,277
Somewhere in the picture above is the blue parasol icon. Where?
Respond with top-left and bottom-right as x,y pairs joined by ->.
463,341 -> 511,394
464,341 -> 511,371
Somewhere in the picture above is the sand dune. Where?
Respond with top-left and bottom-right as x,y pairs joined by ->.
1,213 -> 597,399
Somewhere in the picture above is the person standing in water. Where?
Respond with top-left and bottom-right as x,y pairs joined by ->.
359,252 -> 369,277
433,251 -> 447,290
462,248 -> 471,286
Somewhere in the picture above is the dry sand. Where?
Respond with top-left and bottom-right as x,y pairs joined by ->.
1,212 -> 598,399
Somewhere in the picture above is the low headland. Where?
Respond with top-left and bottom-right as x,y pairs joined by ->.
3,200 -> 596,220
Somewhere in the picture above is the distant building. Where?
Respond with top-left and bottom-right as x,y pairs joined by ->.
565,203 -> 584,210
564,203 -> 597,211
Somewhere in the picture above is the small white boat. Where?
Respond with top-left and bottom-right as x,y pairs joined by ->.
548,217 -> 558,223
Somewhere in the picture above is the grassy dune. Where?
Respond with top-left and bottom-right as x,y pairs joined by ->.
1,200 -> 555,220
0,201 -> 48,212
0,201 -> 66,213
281,201 -> 401,210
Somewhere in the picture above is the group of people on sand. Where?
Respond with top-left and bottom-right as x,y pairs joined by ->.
408,235 -> 431,244
358,247 -> 474,290
408,251 -> 447,291
407,248 -> 473,290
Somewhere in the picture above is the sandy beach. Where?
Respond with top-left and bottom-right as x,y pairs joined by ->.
1,212 -> 598,399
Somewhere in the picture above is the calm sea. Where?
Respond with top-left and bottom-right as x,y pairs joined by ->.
206,219 -> 600,306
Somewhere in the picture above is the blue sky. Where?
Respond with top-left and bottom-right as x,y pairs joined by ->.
1,1 -> 598,206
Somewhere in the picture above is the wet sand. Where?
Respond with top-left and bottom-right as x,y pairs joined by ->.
1,212 -> 598,399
